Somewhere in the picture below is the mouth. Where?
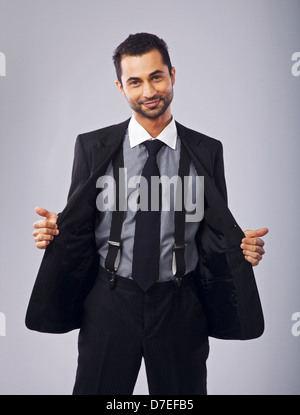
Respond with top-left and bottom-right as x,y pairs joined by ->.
142,99 -> 161,109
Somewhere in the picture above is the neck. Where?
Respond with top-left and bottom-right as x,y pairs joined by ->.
133,109 -> 173,138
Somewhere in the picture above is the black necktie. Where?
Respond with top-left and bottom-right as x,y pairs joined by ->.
132,139 -> 165,291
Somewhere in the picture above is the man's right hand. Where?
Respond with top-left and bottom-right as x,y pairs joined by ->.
33,207 -> 59,249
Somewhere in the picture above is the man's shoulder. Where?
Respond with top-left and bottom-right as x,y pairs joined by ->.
79,118 -> 131,141
175,120 -> 222,150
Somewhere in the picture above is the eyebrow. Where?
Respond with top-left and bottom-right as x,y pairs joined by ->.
126,70 -> 165,84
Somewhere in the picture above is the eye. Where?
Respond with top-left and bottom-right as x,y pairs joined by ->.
129,80 -> 141,87
152,75 -> 162,82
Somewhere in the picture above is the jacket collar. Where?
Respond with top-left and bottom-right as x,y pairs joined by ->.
99,118 -> 209,179
175,121 -> 210,178
100,118 -> 131,149
99,117 -> 205,147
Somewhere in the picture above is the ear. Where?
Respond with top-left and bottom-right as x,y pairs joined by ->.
115,80 -> 125,97
171,67 -> 176,86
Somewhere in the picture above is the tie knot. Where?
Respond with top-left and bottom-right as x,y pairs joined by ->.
143,139 -> 164,156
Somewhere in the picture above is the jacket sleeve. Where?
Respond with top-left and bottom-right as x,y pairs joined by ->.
213,141 -> 228,206
67,134 -> 91,201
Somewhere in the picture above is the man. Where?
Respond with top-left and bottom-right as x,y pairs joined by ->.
27,33 -> 268,395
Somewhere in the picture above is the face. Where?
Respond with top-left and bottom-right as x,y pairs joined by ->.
116,49 -> 175,120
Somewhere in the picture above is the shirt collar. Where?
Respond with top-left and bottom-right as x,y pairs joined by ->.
128,115 -> 177,150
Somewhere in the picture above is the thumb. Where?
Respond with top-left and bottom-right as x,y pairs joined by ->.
35,206 -> 57,220
244,227 -> 269,238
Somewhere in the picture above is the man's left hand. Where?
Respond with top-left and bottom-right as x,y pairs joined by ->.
241,228 -> 269,266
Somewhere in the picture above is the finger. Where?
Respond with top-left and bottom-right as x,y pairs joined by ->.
33,228 -> 59,237
35,240 -> 50,249
34,234 -> 54,243
241,242 -> 265,254
33,219 -> 58,230
242,237 -> 265,247
244,255 -> 260,266
243,249 -> 263,262
244,228 -> 269,238
242,245 -> 265,255
35,207 -> 58,220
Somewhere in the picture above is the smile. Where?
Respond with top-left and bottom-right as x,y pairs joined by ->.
143,99 -> 161,109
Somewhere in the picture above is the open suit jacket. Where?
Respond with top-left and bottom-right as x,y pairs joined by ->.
26,119 -> 264,340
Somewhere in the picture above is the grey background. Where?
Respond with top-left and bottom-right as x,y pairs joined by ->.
0,0 -> 299,395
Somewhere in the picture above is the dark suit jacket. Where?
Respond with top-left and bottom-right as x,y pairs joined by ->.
25,119 -> 264,340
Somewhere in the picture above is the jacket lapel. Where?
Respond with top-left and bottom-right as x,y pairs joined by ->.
176,121 -> 237,233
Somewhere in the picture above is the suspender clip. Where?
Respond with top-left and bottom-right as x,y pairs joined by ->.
107,270 -> 117,289
106,240 -> 121,278
108,240 -> 121,247
173,243 -> 187,251
106,242 -> 120,289
172,243 -> 187,277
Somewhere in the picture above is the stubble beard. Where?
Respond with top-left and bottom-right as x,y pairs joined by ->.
128,89 -> 174,120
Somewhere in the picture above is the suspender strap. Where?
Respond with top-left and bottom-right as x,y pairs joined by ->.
172,142 -> 190,280
104,146 -> 125,282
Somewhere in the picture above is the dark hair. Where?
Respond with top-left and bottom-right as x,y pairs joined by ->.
113,33 -> 172,84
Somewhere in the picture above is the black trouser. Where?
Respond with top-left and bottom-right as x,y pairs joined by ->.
73,267 -> 209,395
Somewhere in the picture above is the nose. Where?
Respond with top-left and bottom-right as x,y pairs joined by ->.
143,82 -> 157,99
